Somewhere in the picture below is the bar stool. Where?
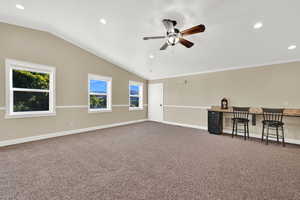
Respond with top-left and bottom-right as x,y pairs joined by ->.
261,108 -> 285,146
232,107 -> 250,140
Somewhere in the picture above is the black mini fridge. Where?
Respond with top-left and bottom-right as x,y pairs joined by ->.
208,111 -> 223,135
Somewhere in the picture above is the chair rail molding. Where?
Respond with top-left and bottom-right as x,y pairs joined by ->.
164,105 -> 210,109
56,105 -> 88,109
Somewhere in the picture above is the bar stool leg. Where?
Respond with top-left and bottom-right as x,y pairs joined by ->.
243,123 -> 246,140
281,126 -> 285,147
276,127 -> 279,144
235,122 -> 238,136
232,120 -> 235,138
266,125 -> 270,145
247,123 -> 250,139
261,124 -> 265,142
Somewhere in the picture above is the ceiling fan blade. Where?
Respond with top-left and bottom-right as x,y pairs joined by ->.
181,24 -> 206,36
179,38 -> 194,48
162,19 -> 177,33
143,36 -> 166,40
160,42 -> 169,50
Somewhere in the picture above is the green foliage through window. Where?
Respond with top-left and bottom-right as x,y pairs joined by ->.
130,97 -> 139,107
90,95 -> 107,109
12,69 -> 50,112
14,91 -> 49,112
13,70 -> 50,89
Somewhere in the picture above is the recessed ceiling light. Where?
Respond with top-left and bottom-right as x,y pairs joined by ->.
16,4 -> 25,10
149,54 -> 154,59
253,22 -> 263,29
99,18 -> 107,25
288,45 -> 296,50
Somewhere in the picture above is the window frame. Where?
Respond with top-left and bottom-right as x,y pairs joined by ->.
88,74 -> 112,113
129,81 -> 143,111
5,59 -> 56,119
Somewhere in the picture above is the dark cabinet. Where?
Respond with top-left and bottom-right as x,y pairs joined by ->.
208,111 -> 223,134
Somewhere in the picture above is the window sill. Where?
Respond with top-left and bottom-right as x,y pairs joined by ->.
5,112 -> 56,119
88,109 -> 112,113
129,107 -> 144,111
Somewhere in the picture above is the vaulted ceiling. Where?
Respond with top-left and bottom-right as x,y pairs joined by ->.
0,0 -> 299,80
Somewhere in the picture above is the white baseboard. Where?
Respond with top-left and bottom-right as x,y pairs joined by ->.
162,120 -> 208,131
148,119 -> 165,123
162,120 -> 300,145
0,119 -> 148,147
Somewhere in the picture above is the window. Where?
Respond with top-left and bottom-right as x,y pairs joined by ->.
5,59 -> 56,118
88,74 -> 112,112
129,81 -> 143,110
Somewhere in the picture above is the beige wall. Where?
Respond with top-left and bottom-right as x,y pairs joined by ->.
0,22 -> 147,142
150,62 -> 300,142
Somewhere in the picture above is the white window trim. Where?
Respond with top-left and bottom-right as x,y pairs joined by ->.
129,81 -> 143,111
88,74 -> 112,113
5,59 -> 56,119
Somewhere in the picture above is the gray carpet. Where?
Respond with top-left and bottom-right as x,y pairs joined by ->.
1,121 -> 300,200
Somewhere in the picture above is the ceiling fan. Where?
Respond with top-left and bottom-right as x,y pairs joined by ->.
143,19 -> 206,50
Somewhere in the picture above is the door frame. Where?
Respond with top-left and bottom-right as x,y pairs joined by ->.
148,83 -> 164,122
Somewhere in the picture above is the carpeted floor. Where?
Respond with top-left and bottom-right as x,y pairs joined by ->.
1,121 -> 300,200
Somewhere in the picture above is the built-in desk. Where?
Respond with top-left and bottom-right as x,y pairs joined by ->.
207,106 -> 300,134
209,106 -> 300,117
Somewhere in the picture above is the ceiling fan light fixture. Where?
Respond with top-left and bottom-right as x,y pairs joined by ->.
167,36 -> 179,46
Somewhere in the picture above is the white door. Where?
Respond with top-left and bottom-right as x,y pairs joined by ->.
148,83 -> 164,122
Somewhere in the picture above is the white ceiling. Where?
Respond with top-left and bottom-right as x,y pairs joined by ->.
0,0 -> 299,80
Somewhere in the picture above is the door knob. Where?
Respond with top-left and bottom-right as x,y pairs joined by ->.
160,104 -> 162,107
